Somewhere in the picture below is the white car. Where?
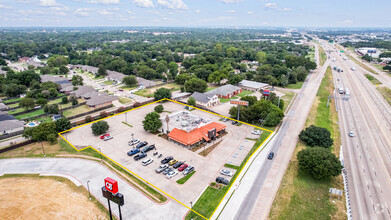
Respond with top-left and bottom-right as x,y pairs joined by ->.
142,158 -> 154,166
128,138 -> 140,146
251,130 -> 261,135
103,135 -> 113,141
349,131 -> 355,137
166,170 -> 178,179
220,169 -> 233,177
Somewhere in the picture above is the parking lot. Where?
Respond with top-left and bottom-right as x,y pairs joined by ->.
65,101 -> 263,207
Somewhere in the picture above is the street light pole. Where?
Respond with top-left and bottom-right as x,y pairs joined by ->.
190,201 -> 193,220
87,180 -> 91,200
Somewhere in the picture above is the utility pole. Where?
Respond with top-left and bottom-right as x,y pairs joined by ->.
87,180 -> 91,200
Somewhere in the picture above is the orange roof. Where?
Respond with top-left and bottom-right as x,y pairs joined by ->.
168,122 -> 226,146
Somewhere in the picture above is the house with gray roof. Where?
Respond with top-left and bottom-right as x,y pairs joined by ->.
205,84 -> 242,99
69,86 -> 96,98
238,80 -> 269,92
106,70 -> 125,83
0,111 -> 25,135
86,94 -> 118,108
0,103 -> 9,111
190,92 -> 219,107
136,77 -> 156,88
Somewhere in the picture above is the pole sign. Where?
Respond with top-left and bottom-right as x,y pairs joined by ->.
263,89 -> 270,96
230,100 -> 249,106
105,177 -> 119,194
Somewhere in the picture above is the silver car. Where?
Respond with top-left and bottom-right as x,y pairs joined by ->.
220,169 -> 233,177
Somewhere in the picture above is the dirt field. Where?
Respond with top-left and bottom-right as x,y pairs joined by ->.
0,176 -> 108,220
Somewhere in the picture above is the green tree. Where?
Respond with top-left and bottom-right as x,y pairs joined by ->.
154,104 -> 164,113
44,104 -> 60,114
208,71 -> 228,85
48,88 -> 58,98
36,98 -> 48,106
122,75 -> 137,87
19,97 -> 35,110
23,122 -> 58,142
69,95 -> 78,105
97,64 -> 107,77
47,55 -> 68,67
228,74 -> 244,85
256,51 -> 267,64
154,88 -> 172,101
55,117 -> 72,132
240,96 -> 257,106
299,125 -> 334,148
297,147 -> 342,180
187,97 -> 196,106
168,62 -> 178,76
91,121 -> 109,135
184,78 -> 207,93
72,75 -> 83,86
61,96 -> 69,104
142,112 -> 162,133
5,84 -> 27,97
59,65 -> 69,74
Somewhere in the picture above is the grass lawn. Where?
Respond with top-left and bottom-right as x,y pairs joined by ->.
205,87 -> 217,92
8,107 -> 30,115
186,131 -> 271,220
118,97 -> 133,104
236,90 -> 254,98
103,80 -> 114,85
2,97 -> 21,104
176,171 -> 196,184
285,81 -> 304,90
346,54 -> 378,75
134,83 -> 181,98
6,103 -> 20,108
269,66 -> 346,220
319,45 -> 327,66
119,85 -> 137,91
280,91 -> 295,112
219,96 -> 238,103
377,86 -> 391,106
365,74 -> 382,85
63,105 -> 91,117
14,109 -> 45,120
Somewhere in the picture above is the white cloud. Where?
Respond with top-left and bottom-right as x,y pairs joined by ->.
148,10 -> 160,15
227,10 -> 236,13
0,4 -> 12,9
87,0 -> 120,4
264,3 -> 277,10
247,11 -> 253,15
217,0 -> 241,3
74,8 -> 91,17
195,9 -> 200,13
98,9 -> 113,15
157,0 -> 187,10
133,0 -> 154,8
40,0 -> 56,6
126,10 -> 134,14
282,8 -> 292,12
342,19 -> 353,24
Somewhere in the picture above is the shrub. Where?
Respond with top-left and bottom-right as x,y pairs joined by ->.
154,104 -> 164,113
91,121 -> 109,136
85,115 -> 94,123
299,125 -> 334,148
100,111 -> 109,118
61,96 -> 69,104
47,134 -> 58,145
117,106 -> 126,113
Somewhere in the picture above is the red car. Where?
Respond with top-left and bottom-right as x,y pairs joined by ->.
100,134 -> 110,139
119,89 -> 124,91
178,164 -> 188,171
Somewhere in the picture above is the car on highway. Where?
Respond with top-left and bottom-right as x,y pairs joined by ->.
173,161 -> 184,169
251,130 -> 261,135
100,134 -> 111,139
127,148 -> 140,156
134,152 -> 147,161
220,169 -> 233,177
166,170 -> 178,179
169,159 -> 178,166
142,158 -> 154,166
163,167 -> 173,175
155,164 -> 169,173
183,166 -> 194,175
178,164 -> 188,171
268,151 -> 275,160
161,156 -> 173,164
216,177 -> 229,185
103,135 -> 113,141
141,144 -> 156,153
136,141 -> 148,149
349,131 -> 355,137
128,138 -> 140,146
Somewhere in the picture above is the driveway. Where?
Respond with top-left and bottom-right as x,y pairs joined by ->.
0,158 -> 188,220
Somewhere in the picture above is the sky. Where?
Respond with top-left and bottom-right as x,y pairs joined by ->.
0,0 -> 390,27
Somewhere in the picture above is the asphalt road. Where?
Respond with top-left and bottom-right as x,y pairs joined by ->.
331,43 -> 391,219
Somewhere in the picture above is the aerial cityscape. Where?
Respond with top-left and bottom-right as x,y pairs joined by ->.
0,0 -> 390,220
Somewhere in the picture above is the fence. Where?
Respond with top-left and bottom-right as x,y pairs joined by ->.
0,139 -> 35,154
0,130 -> 24,141
145,80 -> 175,89
67,104 -> 114,120
2,94 -> 66,106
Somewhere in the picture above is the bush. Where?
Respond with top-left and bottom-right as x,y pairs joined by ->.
47,134 -> 58,145
44,104 -> 60,114
299,125 -> 334,148
117,106 -> 126,113
91,121 -> 109,135
187,97 -> 196,106
297,147 -> 343,180
36,98 -> 48,106
100,111 -> 109,118
85,115 -> 94,123
61,96 -> 69,104
154,104 -> 164,113
154,88 -> 172,101
55,117 -> 72,132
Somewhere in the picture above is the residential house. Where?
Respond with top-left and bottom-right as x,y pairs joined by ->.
0,103 -> 9,111
190,92 -> 219,107
205,84 -> 242,99
69,86 -> 96,98
0,111 -> 25,135
171,92 -> 191,101
136,77 -> 156,88
86,94 -> 118,108
106,70 -> 125,83
238,80 -> 269,92
18,57 -> 30,63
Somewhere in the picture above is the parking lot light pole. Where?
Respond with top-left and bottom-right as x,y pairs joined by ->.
190,201 -> 193,220
87,180 -> 91,200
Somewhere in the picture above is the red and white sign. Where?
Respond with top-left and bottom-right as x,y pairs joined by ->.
104,177 -> 118,194
263,89 -> 270,96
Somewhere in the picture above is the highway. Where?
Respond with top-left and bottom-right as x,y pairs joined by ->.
214,42 -> 331,220
330,41 -> 391,219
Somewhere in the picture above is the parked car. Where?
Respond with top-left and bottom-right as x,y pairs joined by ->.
222,118 -> 229,122
349,131 -> 355,137
268,151 -> 275,160
127,148 -> 140,156
142,158 -> 154,166
128,138 -> 140,146
251,130 -> 261,135
183,166 -> 194,175
178,164 -> 188,171
142,144 -> 156,153
136,141 -> 148,149
155,164 -> 169,173
100,134 -> 110,139
161,156 -> 173,164
166,170 -> 178,179
168,159 -> 178,166
103,135 -> 113,141
231,121 -> 238,125
173,161 -> 184,169
216,177 -> 229,185
119,89 -> 124,91
134,152 -> 147,161
163,167 -> 173,175
220,169 -> 233,177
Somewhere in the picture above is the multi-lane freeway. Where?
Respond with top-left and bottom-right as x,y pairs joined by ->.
331,42 -> 391,219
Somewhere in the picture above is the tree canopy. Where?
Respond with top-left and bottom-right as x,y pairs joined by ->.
299,125 -> 334,148
91,121 -> 110,135
143,112 -> 162,133
154,88 -> 172,100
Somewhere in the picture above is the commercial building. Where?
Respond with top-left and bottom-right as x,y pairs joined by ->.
238,79 -> 269,92
205,84 -> 242,99
190,92 -> 219,107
